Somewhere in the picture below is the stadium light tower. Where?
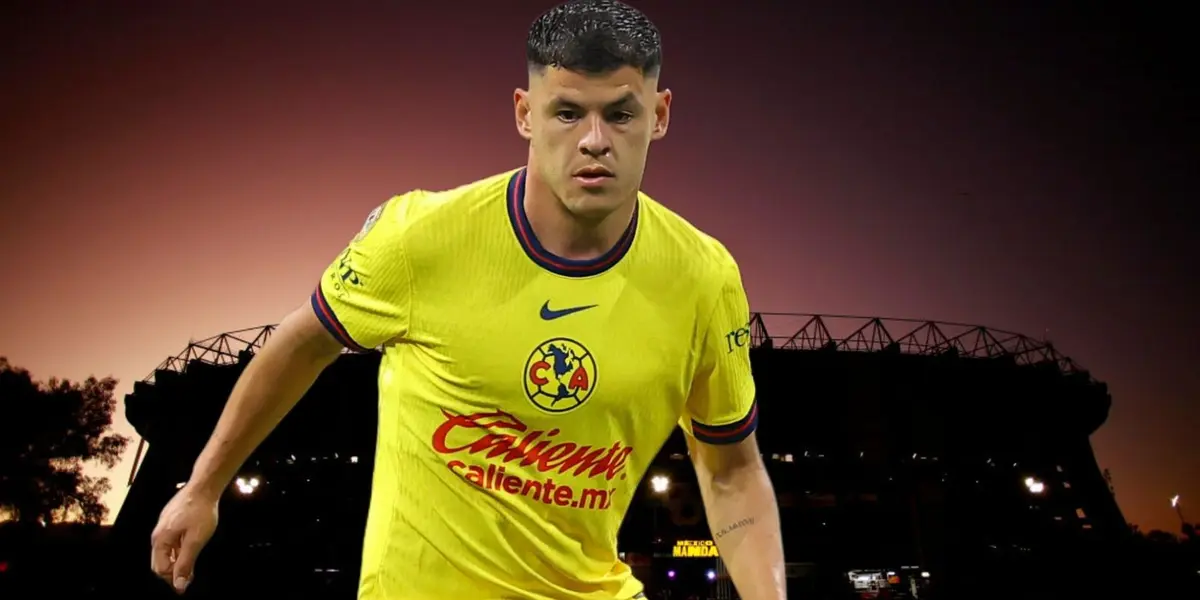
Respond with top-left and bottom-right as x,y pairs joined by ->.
1171,494 -> 1185,526
650,475 -> 670,494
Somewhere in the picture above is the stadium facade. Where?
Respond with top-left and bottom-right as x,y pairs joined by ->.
103,314 -> 1123,599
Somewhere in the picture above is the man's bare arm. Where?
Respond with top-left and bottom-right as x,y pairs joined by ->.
185,303 -> 345,501
690,433 -> 786,600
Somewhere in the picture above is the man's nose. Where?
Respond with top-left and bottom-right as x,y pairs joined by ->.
578,115 -> 611,157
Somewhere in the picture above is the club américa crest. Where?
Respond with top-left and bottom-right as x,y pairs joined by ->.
523,337 -> 597,414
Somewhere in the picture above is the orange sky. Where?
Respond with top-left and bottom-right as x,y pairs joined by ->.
1,0 -> 1196,535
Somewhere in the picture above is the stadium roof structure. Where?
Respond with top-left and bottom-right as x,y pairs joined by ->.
126,313 -> 1100,485
139,313 -> 1094,385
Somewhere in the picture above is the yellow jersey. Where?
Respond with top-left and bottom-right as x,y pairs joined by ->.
311,168 -> 758,600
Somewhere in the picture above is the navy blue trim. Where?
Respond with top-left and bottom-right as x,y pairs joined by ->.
506,168 -> 637,277
310,287 -> 369,352
691,398 -> 759,445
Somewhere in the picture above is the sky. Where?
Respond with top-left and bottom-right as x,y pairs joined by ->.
1,1 -> 1195,536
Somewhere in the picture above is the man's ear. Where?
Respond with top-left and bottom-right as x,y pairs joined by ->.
651,88 -> 672,141
514,88 -> 533,141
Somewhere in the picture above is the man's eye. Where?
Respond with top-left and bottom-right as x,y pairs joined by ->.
609,112 -> 634,124
556,110 -> 580,122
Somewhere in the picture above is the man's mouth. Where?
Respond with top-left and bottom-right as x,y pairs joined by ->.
573,165 -> 614,179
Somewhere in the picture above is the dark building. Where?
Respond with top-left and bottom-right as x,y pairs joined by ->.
103,314 -> 1123,599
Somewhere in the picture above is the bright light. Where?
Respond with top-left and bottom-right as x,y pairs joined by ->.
921,571 -> 930,578
649,475 -> 670,493
234,476 -> 261,495
1171,495 -> 1180,507
1024,477 -> 1045,494
706,569 -> 716,581
666,570 -> 675,579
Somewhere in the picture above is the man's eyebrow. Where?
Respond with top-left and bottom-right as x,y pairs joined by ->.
551,91 -> 638,110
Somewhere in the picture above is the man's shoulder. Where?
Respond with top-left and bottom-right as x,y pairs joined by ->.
638,193 -> 739,276
373,169 -> 518,239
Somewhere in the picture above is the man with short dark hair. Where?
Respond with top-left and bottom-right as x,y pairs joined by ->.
150,1 -> 786,598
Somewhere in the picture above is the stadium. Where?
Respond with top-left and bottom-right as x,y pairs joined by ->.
103,313 -> 1124,599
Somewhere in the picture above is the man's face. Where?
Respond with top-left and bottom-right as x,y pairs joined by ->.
515,65 -> 671,219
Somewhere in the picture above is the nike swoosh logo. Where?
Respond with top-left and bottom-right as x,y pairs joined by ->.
540,301 -> 598,320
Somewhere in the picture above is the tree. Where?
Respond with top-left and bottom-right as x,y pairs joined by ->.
0,357 -> 130,524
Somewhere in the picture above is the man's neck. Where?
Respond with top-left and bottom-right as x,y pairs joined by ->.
522,166 -> 637,261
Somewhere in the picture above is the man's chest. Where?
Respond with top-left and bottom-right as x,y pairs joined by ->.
407,274 -> 704,429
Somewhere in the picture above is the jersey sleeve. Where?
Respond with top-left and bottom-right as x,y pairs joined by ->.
680,257 -> 758,445
310,196 -> 414,351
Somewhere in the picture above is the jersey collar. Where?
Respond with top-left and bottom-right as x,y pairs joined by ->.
506,167 -> 638,278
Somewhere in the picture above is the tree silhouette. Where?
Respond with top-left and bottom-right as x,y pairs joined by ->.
0,357 -> 130,524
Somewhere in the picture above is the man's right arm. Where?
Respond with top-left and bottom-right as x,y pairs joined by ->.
184,304 -> 344,501
153,198 -> 415,593
184,195 -> 415,500
154,306 -> 348,594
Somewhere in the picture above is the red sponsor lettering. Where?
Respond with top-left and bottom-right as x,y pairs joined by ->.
431,409 -> 633,481
447,461 -> 613,509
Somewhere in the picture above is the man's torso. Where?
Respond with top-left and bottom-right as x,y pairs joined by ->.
319,169 -> 733,599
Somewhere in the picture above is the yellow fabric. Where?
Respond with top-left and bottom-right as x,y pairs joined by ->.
310,168 -> 757,599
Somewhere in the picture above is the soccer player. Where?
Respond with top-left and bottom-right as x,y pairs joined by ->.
149,0 -> 785,598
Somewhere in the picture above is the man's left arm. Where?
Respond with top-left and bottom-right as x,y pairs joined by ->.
680,257 -> 786,600
689,432 -> 784,600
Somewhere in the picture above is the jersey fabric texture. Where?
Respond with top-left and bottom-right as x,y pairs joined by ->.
311,167 -> 758,600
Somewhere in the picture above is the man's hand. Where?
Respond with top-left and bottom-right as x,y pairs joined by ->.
150,486 -> 220,594
144,302 -> 343,593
